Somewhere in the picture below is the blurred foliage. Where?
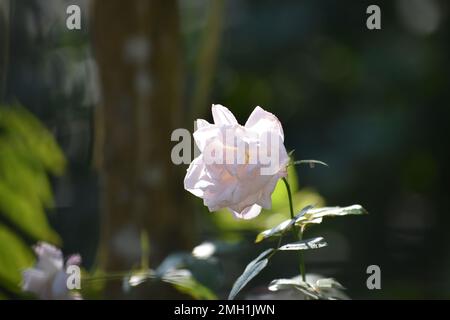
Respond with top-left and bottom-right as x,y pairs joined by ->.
80,239 -> 222,300
161,270 -> 217,300
83,251 -> 220,300
0,225 -> 33,295
1,0 -> 449,299
2,0 -> 99,268
0,105 -> 65,298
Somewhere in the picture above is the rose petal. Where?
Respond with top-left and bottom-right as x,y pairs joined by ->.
184,156 -> 210,197
203,184 -> 236,211
34,243 -> 64,274
212,104 -> 238,126
258,175 -> 280,209
229,204 -> 262,220
66,254 -> 82,266
196,119 -> 211,130
193,125 -> 221,152
245,106 -> 284,141
22,269 -> 50,298
51,270 -> 70,299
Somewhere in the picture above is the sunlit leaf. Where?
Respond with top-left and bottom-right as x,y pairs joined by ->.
0,106 -> 66,175
228,248 -> 274,300
268,276 -> 347,300
0,225 -> 35,287
255,205 -> 313,243
296,204 -> 368,228
0,181 -> 60,243
162,269 -> 217,300
127,269 -> 155,287
268,278 -> 320,299
0,106 -> 65,295
316,278 -> 345,290
278,237 -> 327,251
0,106 -> 64,244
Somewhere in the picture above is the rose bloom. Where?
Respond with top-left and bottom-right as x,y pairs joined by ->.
184,105 -> 289,219
22,242 -> 82,300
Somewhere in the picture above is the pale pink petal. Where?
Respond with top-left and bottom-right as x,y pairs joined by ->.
228,191 -> 261,214
231,177 -> 269,207
66,254 -> 82,266
196,119 -> 211,130
229,204 -> 262,220
258,175 -> 281,209
22,269 -> 50,298
51,270 -> 69,299
184,156 -> 210,197
34,243 -> 62,261
278,145 -> 290,175
203,181 -> 237,211
212,104 -> 238,126
34,243 -> 64,274
245,106 -> 284,141
193,125 -> 221,152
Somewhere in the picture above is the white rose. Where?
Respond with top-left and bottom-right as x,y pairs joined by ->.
22,242 -> 82,300
184,105 -> 289,219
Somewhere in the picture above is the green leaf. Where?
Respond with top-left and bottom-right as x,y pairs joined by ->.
268,278 -> 320,299
228,248 -> 274,300
256,205 -> 367,243
278,237 -> 327,251
255,205 -> 313,243
162,269 -> 217,300
268,278 -> 310,291
126,269 -> 155,288
125,262 -> 219,300
316,278 -> 346,290
0,225 -> 35,288
0,181 -> 60,243
0,106 -> 66,175
268,277 -> 347,300
0,106 -> 64,244
296,204 -> 368,228
255,219 -> 291,243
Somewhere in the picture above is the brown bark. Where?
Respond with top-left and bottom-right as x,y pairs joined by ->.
92,0 -> 193,297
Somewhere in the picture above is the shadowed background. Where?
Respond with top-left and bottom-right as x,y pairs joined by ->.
0,0 -> 449,299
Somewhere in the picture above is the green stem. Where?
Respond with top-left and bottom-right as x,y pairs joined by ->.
282,177 -> 306,282
282,177 -> 294,219
298,226 -> 306,282
82,270 -> 152,283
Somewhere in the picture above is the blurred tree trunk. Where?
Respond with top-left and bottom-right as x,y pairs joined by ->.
92,0 -> 193,297
190,0 -> 225,120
